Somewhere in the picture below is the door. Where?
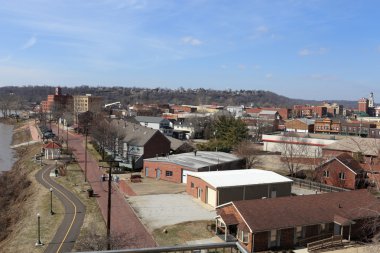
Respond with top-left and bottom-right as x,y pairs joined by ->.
271,190 -> 277,198
156,169 -> 161,179
145,167 -> 149,177
334,223 -> 341,235
206,187 -> 217,207
182,169 -> 191,183
197,187 -> 203,199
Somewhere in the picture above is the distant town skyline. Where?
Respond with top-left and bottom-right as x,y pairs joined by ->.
0,0 -> 380,100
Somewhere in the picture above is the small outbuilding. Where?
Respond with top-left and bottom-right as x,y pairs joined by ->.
143,151 -> 244,184
43,141 -> 61,160
186,169 -> 293,207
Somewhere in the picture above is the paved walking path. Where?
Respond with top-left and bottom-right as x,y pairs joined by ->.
36,163 -> 86,253
52,124 -> 156,249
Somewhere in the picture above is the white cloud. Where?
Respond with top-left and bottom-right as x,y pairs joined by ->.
21,35 -> 37,50
266,73 -> 273,79
298,48 -> 312,56
298,47 -> 328,57
0,55 -> 12,63
220,64 -> 228,69
181,36 -> 203,46
253,64 -> 261,70
115,0 -> 147,10
310,74 -> 338,81
238,64 -> 246,70
256,25 -> 269,34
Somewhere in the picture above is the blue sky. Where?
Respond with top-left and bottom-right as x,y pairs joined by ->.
0,0 -> 380,100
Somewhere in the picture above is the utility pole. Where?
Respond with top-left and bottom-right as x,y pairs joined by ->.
85,129 -> 88,182
99,145 -> 118,250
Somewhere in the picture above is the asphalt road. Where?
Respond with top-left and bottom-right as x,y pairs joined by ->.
36,164 -> 86,253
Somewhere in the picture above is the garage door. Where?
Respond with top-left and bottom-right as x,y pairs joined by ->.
206,187 -> 217,207
182,169 -> 191,184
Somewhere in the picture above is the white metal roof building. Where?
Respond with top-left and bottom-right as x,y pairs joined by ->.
143,151 -> 245,184
186,169 -> 293,207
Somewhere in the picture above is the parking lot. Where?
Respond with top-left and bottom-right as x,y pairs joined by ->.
128,193 -> 216,231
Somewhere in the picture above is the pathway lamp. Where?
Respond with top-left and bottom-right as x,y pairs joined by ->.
35,213 -> 43,246
50,188 -> 54,215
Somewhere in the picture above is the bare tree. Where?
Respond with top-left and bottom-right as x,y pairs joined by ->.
280,133 -> 309,177
75,224 -> 138,250
234,140 -> 261,169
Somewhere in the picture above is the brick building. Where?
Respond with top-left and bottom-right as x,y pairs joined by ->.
315,153 -> 367,190
143,151 -> 244,183
216,190 -> 380,252
314,118 -> 341,134
293,105 -> 327,118
108,119 -> 171,170
284,119 -> 315,133
358,98 -> 369,113
322,137 -> 380,166
40,87 -> 73,113
245,107 -> 291,120
186,169 -> 292,207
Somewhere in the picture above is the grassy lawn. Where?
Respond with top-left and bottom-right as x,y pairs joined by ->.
55,162 -> 107,251
152,220 -> 215,246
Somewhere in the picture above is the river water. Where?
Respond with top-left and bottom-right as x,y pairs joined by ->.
0,122 -> 15,172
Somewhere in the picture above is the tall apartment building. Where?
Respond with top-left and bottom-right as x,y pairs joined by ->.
358,98 -> 369,113
40,87 -> 73,113
73,94 -> 103,114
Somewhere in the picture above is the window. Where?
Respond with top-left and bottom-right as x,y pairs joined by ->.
323,170 -> 330,178
240,230 -> 249,243
191,182 -> 194,188
296,226 -> 302,238
339,172 -> 346,180
166,171 -> 173,177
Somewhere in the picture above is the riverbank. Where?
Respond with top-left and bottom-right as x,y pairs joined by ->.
0,120 -> 106,251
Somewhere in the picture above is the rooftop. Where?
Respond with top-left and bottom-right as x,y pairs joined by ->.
144,151 -> 241,170
218,190 -> 380,232
323,136 -> 380,156
135,116 -> 167,124
187,169 -> 292,188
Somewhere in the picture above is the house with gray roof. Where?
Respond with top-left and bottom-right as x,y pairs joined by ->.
110,120 -> 171,170
143,151 -> 244,183
135,116 -> 174,136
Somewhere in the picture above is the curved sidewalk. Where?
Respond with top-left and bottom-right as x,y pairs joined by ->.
52,125 -> 156,249
36,164 -> 86,253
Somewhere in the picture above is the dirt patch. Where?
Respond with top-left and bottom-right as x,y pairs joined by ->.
128,176 -> 186,195
0,144 -> 65,252
12,122 -> 32,146
152,220 -> 215,246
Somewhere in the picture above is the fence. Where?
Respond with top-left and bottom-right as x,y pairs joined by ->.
71,242 -> 249,253
289,177 -> 350,193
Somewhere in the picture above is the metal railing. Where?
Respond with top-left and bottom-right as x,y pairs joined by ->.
71,242 -> 249,253
289,177 -> 350,193
307,235 -> 343,251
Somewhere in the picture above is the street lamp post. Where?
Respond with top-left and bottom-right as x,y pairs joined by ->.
50,188 -> 54,215
35,213 -> 43,246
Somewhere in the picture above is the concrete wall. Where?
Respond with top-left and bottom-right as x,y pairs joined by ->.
262,134 -> 336,158
218,182 -> 292,205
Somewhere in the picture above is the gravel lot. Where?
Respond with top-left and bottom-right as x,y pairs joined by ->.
128,193 -> 216,231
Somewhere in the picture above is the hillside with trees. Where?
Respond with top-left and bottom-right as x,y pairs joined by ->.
0,85 -> 357,108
